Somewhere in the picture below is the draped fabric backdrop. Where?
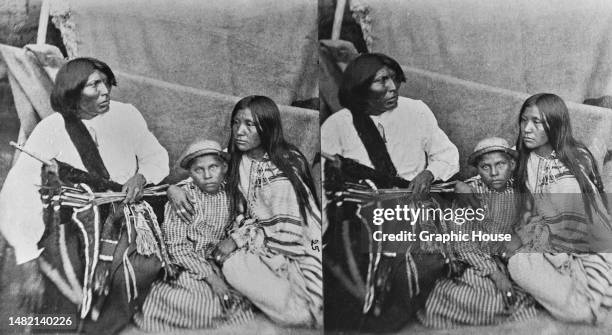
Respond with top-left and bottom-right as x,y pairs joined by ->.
356,0 -> 612,103
64,0 -> 318,106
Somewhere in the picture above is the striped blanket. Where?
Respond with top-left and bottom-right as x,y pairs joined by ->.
225,155 -> 322,327
510,152 -> 612,323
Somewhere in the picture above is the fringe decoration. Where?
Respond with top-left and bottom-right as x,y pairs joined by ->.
139,202 -> 177,279
71,183 -> 100,319
359,198 -> 382,314
404,252 -> 420,298
125,203 -> 161,259
121,202 -> 177,296
123,205 -> 135,243
122,248 -> 138,302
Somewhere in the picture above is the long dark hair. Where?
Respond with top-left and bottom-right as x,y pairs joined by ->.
227,95 -> 320,225
50,57 -> 116,117
337,53 -> 406,177
515,93 -> 607,220
338,53 -> 406,115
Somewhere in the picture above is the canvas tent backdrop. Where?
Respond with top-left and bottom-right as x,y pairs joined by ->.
353,0 -> 612,103
52,0 -> 318,107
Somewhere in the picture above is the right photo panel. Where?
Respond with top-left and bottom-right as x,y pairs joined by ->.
320,0 -> 612,334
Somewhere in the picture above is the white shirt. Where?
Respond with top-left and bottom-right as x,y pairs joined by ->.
0,101 -> 169,264
321,96 -> 459,181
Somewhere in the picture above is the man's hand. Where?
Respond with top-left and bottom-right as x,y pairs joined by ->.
212,238 -> 237,264
408,170 -> 434,195
167,184 -> 195,223
122,173 -> 146,204
18,259 -> 45,312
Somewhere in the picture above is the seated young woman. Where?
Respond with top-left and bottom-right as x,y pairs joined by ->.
506,93 -> 612,324
135,139 -> 253,331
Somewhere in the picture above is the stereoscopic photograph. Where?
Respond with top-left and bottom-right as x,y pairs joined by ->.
2,0 -> 612,334
0,0 -> 320,334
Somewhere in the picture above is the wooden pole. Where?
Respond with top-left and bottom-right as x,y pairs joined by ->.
36,0 -> 50,45
331,0 -> 347,40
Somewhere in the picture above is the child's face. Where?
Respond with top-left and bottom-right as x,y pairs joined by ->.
189,154 -> 228,194
476,151 -> 515,192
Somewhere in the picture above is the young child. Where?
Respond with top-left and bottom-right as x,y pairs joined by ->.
419,137 -> 537,327
134,139 -> 253,331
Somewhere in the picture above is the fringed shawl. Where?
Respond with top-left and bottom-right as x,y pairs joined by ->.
520,151 -> 612,253
231,155 -> 323,326
517,151 -> 612,322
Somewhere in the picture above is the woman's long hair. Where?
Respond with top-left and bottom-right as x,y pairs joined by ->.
515,93 -> 607,220
226,95 -> 320,225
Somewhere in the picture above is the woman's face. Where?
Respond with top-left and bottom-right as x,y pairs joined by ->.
232,108 -> 264,158
520,106 -> 552,155
78,70 -> 111,120
365,66 -> 400,115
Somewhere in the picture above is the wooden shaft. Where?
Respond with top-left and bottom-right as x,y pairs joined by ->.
331,0 -> 347,40
9,141 -> 53,165
37,0 -> 51,45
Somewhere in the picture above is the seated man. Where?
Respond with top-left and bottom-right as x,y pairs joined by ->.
134,139 -> 253,331
418,137 -> 538,327
322,52 -> 459,332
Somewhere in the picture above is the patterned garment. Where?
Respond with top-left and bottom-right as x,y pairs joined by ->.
134,181 -> 253,331
419,177 -> 538,328
510,151 -> 612,324
522,151 -> 611,252
226,154 -> 323,327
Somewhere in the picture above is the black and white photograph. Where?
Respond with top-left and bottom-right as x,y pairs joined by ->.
0,0 -> 321,334
3,0 -> 612,334
320,0 -> 612,334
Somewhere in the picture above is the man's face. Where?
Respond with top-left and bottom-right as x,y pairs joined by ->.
188,154 -> 228,194
78,70 -> 111,120
476,151 -> 515,192
365,66 -> 400,116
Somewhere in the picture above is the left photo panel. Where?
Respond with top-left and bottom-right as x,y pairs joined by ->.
0,1 -> 321,334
